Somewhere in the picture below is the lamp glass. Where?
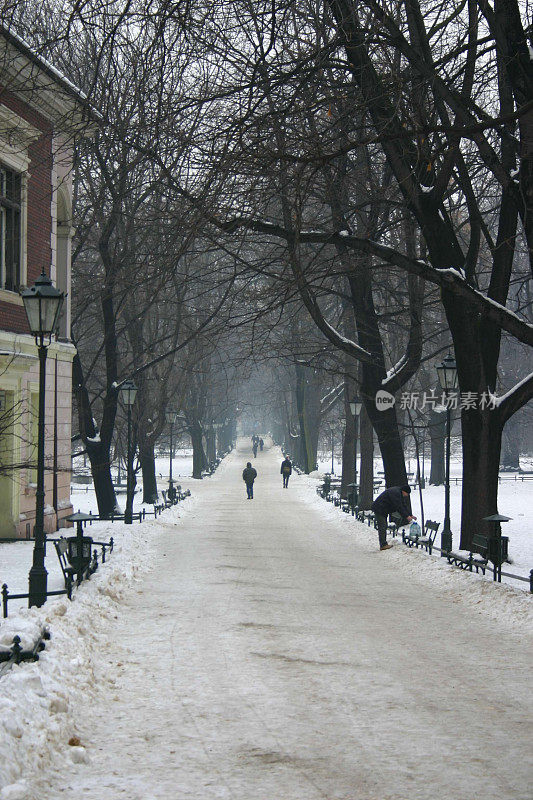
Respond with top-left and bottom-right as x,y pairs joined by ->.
120,379 -> 137,406
21,273 -> 64,336
350,397 -> 363,416
166,410 -> 176,424
436,354 -> 458,392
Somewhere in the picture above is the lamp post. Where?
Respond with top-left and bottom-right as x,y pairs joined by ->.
166,410 -> 176,502
119,379 -> 137,524
349,396 -> 362,508
482,514 -> 511,582
436,353 -> 458,555
330,426 -> 335,474
21,272 -> 64,607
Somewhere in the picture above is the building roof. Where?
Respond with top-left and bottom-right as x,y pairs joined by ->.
0,23 -> 101,127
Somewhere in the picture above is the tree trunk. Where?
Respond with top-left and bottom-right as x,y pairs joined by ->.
358,404 -> 374,509
429,410 -> 445,485
140,442 -> 158,503
294,364 -> 318,473
459,408 -> 503,548
501,417 -> 521,470
341,396 -> 355,499
87,441 -> 119,518
363,397 -> 407,486
190,423 -> 207,479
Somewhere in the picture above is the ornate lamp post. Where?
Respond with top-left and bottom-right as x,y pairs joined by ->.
119,379 -> 137,524
349,396 -> 363,509
330,426 -> 335,474
436,353 -> 458,555
166,410 -> 176,502
21,273 -> 64,607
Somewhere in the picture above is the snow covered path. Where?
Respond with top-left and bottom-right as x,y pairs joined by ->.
38,442 -> 532,800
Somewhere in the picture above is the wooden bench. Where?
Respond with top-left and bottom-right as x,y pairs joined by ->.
403,520 -> 440,554
53,536 -> 106,590
356,510 -> 375,527
387,512 -> 405,538
446,533 -> 489,575
53,537 -> 97,591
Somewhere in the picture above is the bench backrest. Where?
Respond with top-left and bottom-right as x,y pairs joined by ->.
424,520 -> 440,541
55,538 -> 69,556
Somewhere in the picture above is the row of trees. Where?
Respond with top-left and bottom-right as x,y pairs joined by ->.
4,0 -> 532,547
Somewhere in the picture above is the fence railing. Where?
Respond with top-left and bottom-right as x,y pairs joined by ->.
317,483 -> 533,593
0,628 -> 51,678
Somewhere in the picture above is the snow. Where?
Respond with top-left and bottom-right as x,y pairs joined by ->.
0,442 -> 531,799
318,455 -> 533,587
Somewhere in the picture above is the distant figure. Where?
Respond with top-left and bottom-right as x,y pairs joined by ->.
371,485 -> 416,550
242,462 -> 257,499
259,438 -> 264,451
280,455 -> 292,488
252,440 -> 258,458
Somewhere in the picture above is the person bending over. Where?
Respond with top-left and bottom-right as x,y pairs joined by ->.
371,485 -> 416,550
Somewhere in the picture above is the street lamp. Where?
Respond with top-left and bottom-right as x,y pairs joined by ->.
119,379 -> 137,524
329,426 -> 335,474
21,272 -> 64,607
436,353 -> 458,555
349,396 -> 362,509
166,410 -> 176,502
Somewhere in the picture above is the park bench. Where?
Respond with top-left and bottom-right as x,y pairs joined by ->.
53,537 -> 96,589
357,510 -> 375,527
446,533 -> 489,575
387,512 -> 406,538
403,520 -> 440,554
53,535 -> 113,590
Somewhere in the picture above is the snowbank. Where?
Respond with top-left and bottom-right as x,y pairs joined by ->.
0,497 -> 195,799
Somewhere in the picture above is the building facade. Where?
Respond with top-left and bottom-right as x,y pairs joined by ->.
0,27 -> 91,538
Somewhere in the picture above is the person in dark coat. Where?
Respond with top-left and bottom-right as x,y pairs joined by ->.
371,485 -> 416,550
280,455 -> 292,488
242,462 -> 257,499
252,440 -> 258,458
259,438 -> 264,451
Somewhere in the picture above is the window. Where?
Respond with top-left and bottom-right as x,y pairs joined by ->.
0,164 -> 22,292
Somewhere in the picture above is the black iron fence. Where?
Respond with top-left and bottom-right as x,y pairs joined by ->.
0,628 -> 51,678
317,479 -> 533,594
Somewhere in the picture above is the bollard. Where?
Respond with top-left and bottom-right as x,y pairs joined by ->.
2,584 -> 8,619
11,636 -> 22,664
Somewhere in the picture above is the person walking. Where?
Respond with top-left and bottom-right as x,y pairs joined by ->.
280,455 -> 292,488
242,462 -> 257,499
252,440 -> 258,458
259,438 -> 264,451
371,485 -> 416,550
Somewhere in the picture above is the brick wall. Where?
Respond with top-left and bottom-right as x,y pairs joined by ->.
0,85 -> 53,334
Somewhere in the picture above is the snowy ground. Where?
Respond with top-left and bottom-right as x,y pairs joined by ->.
318,454 -> 533,587
0,440 -> 531,800
1,452 -> 198,616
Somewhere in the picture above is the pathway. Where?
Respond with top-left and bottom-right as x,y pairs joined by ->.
37,441 -> 532,800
